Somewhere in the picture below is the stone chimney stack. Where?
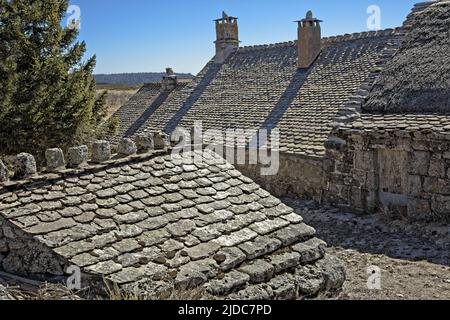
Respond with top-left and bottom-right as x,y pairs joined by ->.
214,11 -> 239,64
296,11 -> 323,69
162,67 -> 177,91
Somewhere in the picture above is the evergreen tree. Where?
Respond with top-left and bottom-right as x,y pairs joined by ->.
0,0 -> 117,161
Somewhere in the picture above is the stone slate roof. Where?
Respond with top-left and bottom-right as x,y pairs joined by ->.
335,114 -> 450,141
0,149 -> 344,298
111,31 -> 397,156
331,1 -> 450,136
364,1 -> 450,114
109,82 -> 188,144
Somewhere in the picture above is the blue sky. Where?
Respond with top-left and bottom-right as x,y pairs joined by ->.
67,0 -> 418,75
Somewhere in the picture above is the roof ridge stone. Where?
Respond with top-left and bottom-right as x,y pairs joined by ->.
238,27 -> 400,52
0,132 -> 172,188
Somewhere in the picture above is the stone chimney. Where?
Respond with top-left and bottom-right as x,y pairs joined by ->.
296,11 -> 323,69
214,12 -> 239,64
162,67 -> 177,91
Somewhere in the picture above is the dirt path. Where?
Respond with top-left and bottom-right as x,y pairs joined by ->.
284,198 -> 450,300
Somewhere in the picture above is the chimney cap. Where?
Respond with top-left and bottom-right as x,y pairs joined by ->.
214,11 -> 238,22
295,10 -> 323,23
165,68 -> 174,76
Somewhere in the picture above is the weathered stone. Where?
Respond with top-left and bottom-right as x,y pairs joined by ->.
238,236 -> 282,260
0,238 -> 8,253
137,230 -> 170,249
185,242 -> 221,261
315,254 -> 346,292
409,151 -> 430,175
86,261 -> 122,275
117,224 -> 143,238
118,138 -> 137,157
295,266 -> 325,296
249,218 -> 290,235
154,132 -> 170,150
59,207 -> 83,218
226,283 -> 274,300
431,195 -> 450,217
423,177 -> 450,194
13,153 -> 37,179
205,271 -> 250,296
109,267 -> 145,284
239,260 -> 275,284
70,253 -> 100,268
67,146 -> 89,168
271,223 -> 316,246
175,259 -> 218,289
137,216 -> 169,231
25,218 -> 77,235
429,158 -> 446,178
215,247 -> 247,272
292,238 -> 327,264
159,239 -> 184,254
213,228 -> 258,247
135,133 -> 154,153
92,140 -> 111,163
45,148 -> 65,171
113,239 -> 141,253
74,212 -> 96,224
268,274 -> 297,300
143,262 -> 168,280
0,160 -> 9,182
269,251 -> 301,273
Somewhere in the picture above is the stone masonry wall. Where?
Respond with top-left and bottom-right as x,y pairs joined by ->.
324,130 -> 450,224
235,152 -> 325,202
0,210 -> 68,280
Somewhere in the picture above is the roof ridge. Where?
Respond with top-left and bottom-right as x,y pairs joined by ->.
238,27 -> 400,52
0,134 -> 172,190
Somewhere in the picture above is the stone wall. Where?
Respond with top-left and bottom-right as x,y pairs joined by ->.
235,152 -> 325,202
324,130 -> 450,224
0,212 -> 67,280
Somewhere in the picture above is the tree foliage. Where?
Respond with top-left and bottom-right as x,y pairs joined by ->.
0,0 -> 116,160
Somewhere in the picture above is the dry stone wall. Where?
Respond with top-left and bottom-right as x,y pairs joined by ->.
236,152 -> 325,202
325,129 -> 450,224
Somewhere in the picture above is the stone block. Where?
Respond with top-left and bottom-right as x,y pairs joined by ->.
13,153 -> 37,179
67,145 -> 89,168
354,150 -> 373,171
431,195 -> 450,218
239,260 -> 274,284
407,175 -> 422,196
45,148 -> 65,171
0,160 -> 9,182
118,138 -> 137,157
135,133 -> 154,153
409,151 -> 430,175
92,140 -> 111,163
154,132 -> 170,150
205,271 -> 250,296
292,237 -> 327,264
429,158 -> 446,178
423,177 -> 450,195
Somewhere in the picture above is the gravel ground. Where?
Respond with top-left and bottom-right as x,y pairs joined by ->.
284,198 -> 450,300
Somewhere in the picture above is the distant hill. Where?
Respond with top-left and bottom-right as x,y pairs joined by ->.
94,72 -> 194,86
